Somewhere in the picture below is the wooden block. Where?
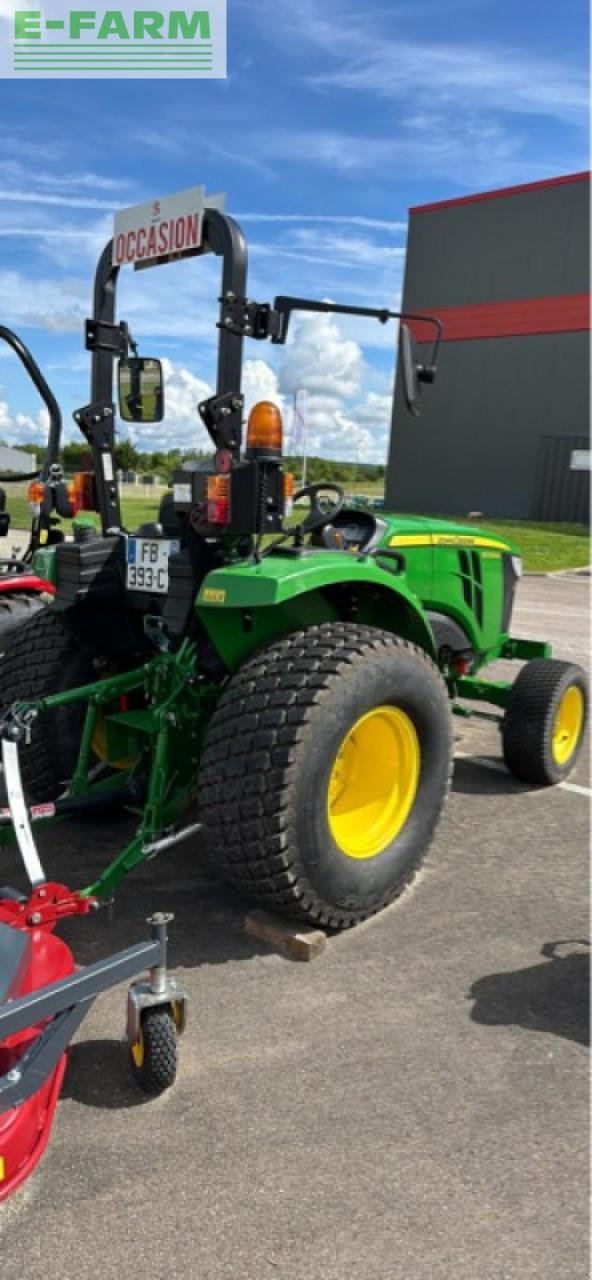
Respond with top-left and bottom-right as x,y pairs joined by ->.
244,909 -> 327,961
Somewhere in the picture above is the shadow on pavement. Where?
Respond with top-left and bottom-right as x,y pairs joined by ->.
469,940 -> 590,1047
452,757 -> 538,796
61,1040 -> 150,1109
2,815 -> 271,972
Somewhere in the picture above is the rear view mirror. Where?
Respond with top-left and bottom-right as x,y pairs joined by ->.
118,357 -> 164,423
399,324 -> 421,417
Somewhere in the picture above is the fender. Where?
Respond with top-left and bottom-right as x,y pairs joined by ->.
196,550 -> 436,671
0,575 -> 55,596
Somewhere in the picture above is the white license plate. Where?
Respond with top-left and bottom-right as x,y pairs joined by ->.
126,537 -> 180,594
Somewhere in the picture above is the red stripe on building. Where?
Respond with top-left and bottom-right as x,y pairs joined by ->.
408,293 -> 591,344
409,171 -> 590,216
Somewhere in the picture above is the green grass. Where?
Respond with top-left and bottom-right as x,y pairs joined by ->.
455,518 -> 590,573
4,486 -> 589,573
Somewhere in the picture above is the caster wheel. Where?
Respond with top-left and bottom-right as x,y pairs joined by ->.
503,659 -> 588,785
129,1005 -> 178,1095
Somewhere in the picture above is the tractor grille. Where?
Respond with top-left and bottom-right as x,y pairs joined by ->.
501,552 -> 518,633
457,550 -> 483,626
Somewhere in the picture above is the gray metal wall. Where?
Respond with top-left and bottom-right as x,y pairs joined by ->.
387,179 -> 590,521
0,445 -> 36,473
388,330 -> 589,519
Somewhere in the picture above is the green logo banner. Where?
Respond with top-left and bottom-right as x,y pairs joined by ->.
2,1 -> 226,77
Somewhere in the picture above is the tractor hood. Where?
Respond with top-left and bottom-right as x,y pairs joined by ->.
377,513 -> 518,556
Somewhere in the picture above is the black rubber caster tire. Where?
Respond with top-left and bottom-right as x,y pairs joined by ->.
503,658 -> 588,785
129,1006 -> 178,1096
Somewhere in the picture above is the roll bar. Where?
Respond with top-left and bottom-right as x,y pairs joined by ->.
83,207 -> 441,534
0,326 -> 62,482
84,209 -> 248,532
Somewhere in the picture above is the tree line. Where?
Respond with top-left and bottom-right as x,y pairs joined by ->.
2,439 -> 386,485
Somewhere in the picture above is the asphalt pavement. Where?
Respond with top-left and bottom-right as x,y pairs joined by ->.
0,572 -> 589,1279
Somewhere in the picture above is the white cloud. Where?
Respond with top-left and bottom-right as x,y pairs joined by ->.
0,269 -> 88,332
311,41 -> 586,125
288,228 -> 405,269
280,311 -> 363,402
0,391 -> 49,445
237,213 -> 407,234
242,359 -> 285,418
246,0 -> 587,125
121,358 -> 213,452
1,313 -> 394,463
0,159 -> 131,193
258,117 -> 536,188
278,312 -> 391,462
0,189 -> 120,211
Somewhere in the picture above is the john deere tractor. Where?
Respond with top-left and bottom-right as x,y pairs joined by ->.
0,200 -> 587,929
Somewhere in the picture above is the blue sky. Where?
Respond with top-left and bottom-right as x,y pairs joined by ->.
0,0 -> 588,461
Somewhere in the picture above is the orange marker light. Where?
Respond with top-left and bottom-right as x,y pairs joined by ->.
246,401 -> 283,457
27,480 -> 45,505
67,472 -> 97,515
283,471 -> 295,517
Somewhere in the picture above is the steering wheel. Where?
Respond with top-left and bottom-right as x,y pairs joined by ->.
291,482 -> 345,536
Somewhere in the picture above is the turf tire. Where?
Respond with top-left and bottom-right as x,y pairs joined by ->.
198,622 -> 453,929
0,592 -> 45,651
502,658 -> 588,785
0,607 -> 94,801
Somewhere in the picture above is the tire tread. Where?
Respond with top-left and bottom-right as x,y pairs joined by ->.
199,622 -> 452,929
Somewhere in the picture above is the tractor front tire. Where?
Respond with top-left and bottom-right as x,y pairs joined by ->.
502,658 -> 588,785
0,607 -> 94,801
198,623 -> 452,929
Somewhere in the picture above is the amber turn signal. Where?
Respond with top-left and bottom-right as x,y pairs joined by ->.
27,480 -> 45,505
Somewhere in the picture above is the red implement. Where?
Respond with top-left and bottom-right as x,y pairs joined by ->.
0,892 -> 78,1201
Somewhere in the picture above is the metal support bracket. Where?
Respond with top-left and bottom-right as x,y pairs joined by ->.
85,318 -> 131,357
198,390 -> 244,451
218,295 -> 283,341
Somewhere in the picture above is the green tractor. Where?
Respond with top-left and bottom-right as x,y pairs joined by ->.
0,200 -> 587,929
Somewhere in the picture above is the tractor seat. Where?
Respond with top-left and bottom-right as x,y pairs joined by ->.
136,522 -> 164,538
310,508 -> 385,554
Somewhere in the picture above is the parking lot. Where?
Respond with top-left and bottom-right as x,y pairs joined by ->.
0,572 -> 589,1280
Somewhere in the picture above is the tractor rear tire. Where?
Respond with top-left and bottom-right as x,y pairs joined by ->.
198,622 -> 452,929
0,607 -> 94,801
502,658 -> 588,785
0,592 -> 45,651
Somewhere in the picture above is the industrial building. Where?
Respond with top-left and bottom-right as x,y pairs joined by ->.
386,172 -> 590,522
0,444 -> 36,474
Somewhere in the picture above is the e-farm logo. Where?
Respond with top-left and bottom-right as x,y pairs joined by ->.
1,0 -> 226,77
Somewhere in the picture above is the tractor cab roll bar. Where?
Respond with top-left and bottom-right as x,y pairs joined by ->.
0,326 -> 62,483
78,209 -> 248,533
81,206 -> 442,535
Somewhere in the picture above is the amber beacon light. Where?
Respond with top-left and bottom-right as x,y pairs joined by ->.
246,401 -> 283,459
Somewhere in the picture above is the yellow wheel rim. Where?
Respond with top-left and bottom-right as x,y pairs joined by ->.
90,666 -> 140,771
91,713 -> 138,772
552,686 -> 584,765
130,1030 -> 144,1069
327,705 -> 420,860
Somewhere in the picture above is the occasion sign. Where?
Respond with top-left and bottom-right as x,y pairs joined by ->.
112,185 -> 225,268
